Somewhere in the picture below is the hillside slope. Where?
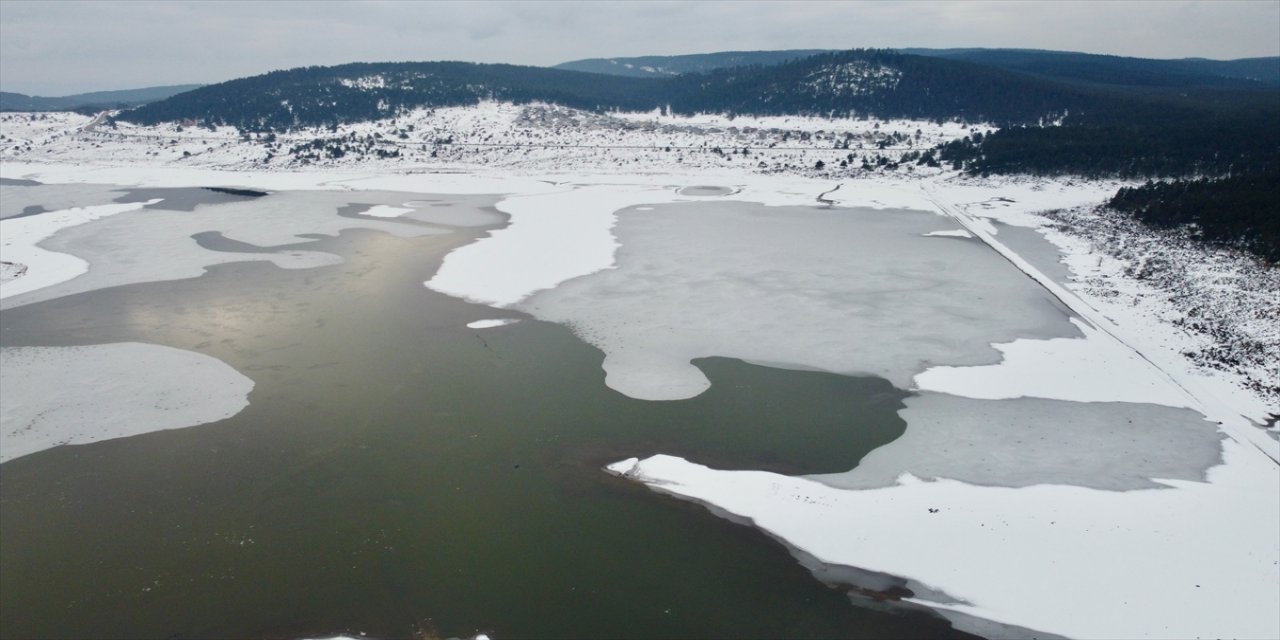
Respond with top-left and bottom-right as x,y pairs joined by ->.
0,85 -> 203,112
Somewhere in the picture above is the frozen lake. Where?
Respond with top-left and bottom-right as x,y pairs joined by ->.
0,176 -> 1272,639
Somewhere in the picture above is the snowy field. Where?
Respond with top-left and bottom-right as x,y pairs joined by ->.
1,104 -> 981,176
1,105 -> 1277,639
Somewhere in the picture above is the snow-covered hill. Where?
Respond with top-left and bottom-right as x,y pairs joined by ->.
1,103 -> 978,174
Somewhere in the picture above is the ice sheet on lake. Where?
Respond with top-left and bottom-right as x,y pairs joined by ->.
914,318 -> 1195,409
0,199 -> 160,300
520,200 -> 1077,400
0,190 -> 453,310
811,393 -> 1224,490
428,184 -> 697,307
399,199 -> 505,227
0,181 -> 130,220
0,343 -> 254,463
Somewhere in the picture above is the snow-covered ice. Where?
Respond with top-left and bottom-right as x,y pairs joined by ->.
0,190 -> 453,310
0,199 -> 160,299
428,184 -> 699,307
360,204 -> 415,217
0,343 -> 254,463
812,393 -> 1224,491
914,318 -> 1195,408
607,445 -> 1278,640
519,199 -> 1076,400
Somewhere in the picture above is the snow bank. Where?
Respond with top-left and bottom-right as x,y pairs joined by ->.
0,343 -> 254,463
607,446 -> 1279,640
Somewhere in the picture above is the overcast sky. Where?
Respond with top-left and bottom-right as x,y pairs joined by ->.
2,0 -> 1278,96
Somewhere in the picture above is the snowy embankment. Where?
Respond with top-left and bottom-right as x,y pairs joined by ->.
1041,204 -> 1280,430
1,103 -> 979,177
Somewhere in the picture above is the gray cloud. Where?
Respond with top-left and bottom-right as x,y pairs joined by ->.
2,0 -> 1277,96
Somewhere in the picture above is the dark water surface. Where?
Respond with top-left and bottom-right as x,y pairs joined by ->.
0,203 -> 972,639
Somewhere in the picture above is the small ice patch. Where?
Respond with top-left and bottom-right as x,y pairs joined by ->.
361,205 -> 415,218
678,185 -> 734,196
922,229 -> 973,238
467,319 -> 520,329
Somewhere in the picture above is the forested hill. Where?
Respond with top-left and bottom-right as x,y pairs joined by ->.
117,62 -> 658,130
901,49 -> 1280,90
117,50 -> 1111,130
114,49 -> 1279,182
558,47 -> 1280,91
553,50 -> 831,77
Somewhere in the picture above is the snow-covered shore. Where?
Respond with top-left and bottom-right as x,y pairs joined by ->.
2,105 -> 1277,638
606,443 -> 1278,640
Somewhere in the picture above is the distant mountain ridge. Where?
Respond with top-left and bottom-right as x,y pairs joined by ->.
0,85 -> 204,112
557,48 -> 1280,90
901,48 -> 1280,89
117,50 -> 1116,130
